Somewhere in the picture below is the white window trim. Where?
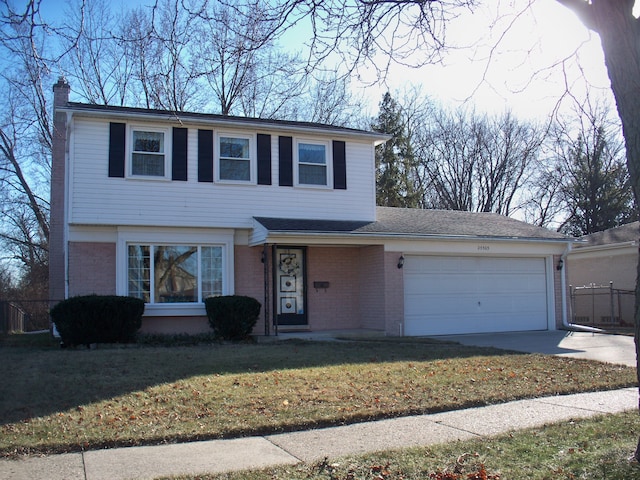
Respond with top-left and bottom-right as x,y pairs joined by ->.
215,131 -> 256,184
294,138 -> 333,189
127,124 -> 172,180
116,228 -> 235,317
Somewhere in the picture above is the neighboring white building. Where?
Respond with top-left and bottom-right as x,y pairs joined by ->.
50,78 -> 573,336
567,222 -> 638,327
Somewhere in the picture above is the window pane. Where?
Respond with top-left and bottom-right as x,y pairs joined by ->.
299,143 -> 326,165
132,153 -> 165,176
220,158 -> 250,181
128,245 -> 150,302
220,137 -> 249,159
201,246 -> 223,298
133,131 -> 164,153
299,164 -> 327,185
154,246 -> 198,303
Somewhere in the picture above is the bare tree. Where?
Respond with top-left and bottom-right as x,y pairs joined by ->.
251,0 -> 478,81
523,163 -> 566,229
412,105 -> 542,215
0,0 -> 58,281
61,0 -> 133,105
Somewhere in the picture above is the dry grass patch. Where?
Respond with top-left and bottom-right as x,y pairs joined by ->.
179,411 -> 640,480
0,338 -> 635,457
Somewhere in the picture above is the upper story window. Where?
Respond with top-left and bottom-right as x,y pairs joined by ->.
130,127 -> 170,178
296,139 -> 330,187
217,133 -> 254,182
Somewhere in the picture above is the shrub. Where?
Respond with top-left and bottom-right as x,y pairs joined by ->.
51,295 -> 144,346
204,295 -> 261,340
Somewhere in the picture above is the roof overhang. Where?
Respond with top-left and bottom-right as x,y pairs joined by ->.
59,103 -> 391,145
250,216 -> 576,249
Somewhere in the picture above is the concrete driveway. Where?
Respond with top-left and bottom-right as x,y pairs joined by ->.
435,330 -> 637,367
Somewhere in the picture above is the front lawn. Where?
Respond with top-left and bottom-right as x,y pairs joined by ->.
0,336 -> 636,457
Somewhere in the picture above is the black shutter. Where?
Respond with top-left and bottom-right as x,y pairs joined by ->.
278,136 -> 293,187
257,133 -> 272,185
172,127 -> 188,181
198,129 -> 213,182
332,140 -> 346,190
108,122 -> 126,178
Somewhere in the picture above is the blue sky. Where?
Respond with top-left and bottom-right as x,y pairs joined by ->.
39,0 -> 614,121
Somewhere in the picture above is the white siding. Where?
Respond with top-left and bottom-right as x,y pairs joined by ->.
69,118 -> 376,228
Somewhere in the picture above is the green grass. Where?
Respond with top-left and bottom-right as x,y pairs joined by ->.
0,337 -> 636,458
0,331 -> 58,348
171,411 -> 640,479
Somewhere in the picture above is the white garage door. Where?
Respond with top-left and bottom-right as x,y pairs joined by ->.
404,256 -> 548,336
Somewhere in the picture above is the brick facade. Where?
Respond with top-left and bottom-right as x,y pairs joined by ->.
68,242 -> 117,297
49,78 -> 70,303
306,247 -> 361,331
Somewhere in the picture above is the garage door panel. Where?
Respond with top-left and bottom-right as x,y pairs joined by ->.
404,275 -> 468,295
404,255 -> 549,336
404,295 -> 481,315
405,312 -> 546,336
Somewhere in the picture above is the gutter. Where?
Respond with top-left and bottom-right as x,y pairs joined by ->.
59,105 -> 391,145
250,229 -> 576,247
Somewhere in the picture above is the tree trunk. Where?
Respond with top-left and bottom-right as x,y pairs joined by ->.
572,0 -> 640,460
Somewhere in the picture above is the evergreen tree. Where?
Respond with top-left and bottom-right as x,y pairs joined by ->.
561,127 -> 636,236
371,92 -> 421,207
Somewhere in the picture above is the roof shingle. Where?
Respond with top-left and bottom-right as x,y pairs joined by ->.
255,207 -> 569,241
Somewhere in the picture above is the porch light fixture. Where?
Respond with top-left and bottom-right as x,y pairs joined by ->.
397,255 -> 405,269
556,258 -> 563,271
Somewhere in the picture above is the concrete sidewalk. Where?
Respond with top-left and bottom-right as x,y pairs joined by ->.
1,387 -> 637,480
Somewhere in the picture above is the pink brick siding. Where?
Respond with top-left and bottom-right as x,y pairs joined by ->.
68,242 -> 117,296
141,316 -> 210,334
49,78 -> 70,303
384,251 -> 404,336
232,245 -> 391,334
234,245 -> 268,335
551,255 -> 569,329
358,245 -> 386,330
306,247 -> 361,330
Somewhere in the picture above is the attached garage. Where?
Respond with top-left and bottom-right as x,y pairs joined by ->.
403,255 -> 550,336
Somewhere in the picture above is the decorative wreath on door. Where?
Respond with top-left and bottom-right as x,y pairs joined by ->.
279,254 -> 301,276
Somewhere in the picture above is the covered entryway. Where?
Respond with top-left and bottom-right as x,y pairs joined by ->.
403,256 -> 549,336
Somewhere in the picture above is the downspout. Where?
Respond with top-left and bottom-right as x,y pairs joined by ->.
560,242 -> 604,333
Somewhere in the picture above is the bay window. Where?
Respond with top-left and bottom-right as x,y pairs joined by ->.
127,244 -> 223,304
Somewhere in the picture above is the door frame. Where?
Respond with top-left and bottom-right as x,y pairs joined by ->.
272,245 -> 308,333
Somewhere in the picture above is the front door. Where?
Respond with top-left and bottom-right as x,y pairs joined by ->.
275,247 -> 307,326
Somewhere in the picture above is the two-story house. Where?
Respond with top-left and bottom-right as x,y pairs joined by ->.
50,78 -> 572,337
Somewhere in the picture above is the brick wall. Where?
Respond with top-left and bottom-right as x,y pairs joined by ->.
234,245 -> 267,335
68,242 -> 117,296
140,316 -> 210,334
306,247 -> 360,330
358,245 -> 386,330
384,251 -> 404,336
49,78 -> 70,303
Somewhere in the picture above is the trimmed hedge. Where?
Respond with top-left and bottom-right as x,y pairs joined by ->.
204,295 -> 261,340
51,295 -> 144,346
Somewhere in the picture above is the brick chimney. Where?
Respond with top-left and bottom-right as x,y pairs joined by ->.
53,76 -> 70,107
49,78 -> 70,308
